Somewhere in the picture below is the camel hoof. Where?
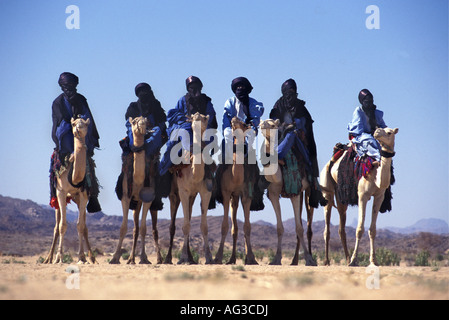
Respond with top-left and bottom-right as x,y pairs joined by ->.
245,257 -> 259,265
348,259 -> 359,267
305,259 -> 317,267
42,257 -> 52,264
139,257 -> 152,265
109,258 -> 121,264
269,258 -> 282,265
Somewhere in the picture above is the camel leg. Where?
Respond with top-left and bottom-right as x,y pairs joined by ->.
150,209 -> 162,264
54,192 -> 68,264
43,208 -> 61,264
322,188 -> 334,266
82,218 -> 97,264
305,190 -> 314,255
213,191 -> 231,264
320,161 -> 335,266
178,190 -> 194,265
200,189 -> 213,264
127,202 -> 142,264
186,196 -> 196,264
79,196 -> 97,264
76,197 -> 89,264
337,202 -> 350,264
109,198 -> 130,264
243,198 -> 258,265
369,193 -> 384,267
138,203 -> 152,264
164,192 -> 180,264
292,195 -> 316,266
349,194 -> 369,266
268,189 -> 283,265
227,195 -> 239,265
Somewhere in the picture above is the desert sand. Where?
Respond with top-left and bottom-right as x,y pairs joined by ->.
0,254 -> 448,300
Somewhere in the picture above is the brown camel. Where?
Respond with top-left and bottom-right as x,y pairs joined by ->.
259,119 -> 316,266
214,117 -> 259,265
320,127 -> 398,266
110,116 -> 161,264
164,112 -> 213,265
44,117 -> 97,264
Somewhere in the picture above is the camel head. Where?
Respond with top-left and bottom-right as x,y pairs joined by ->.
189,112 -> 209,134
374,127 -> 399,151
259,119 -> 280,140
71,117 -> 90,139
231,117 -> 251,132
129,116 -> 148,137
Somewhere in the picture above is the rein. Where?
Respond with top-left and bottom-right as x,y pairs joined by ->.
380,149 -> 396,158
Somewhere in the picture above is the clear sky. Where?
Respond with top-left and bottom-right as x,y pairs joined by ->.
0,0 -> 447,228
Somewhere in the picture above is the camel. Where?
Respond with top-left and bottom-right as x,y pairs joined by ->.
110,116 -> 161,264
44,117 -> 97,264
213,117 -> 260,265
259,119 -> 316,266
320,127 -> 398,266
164,112 -> 213,265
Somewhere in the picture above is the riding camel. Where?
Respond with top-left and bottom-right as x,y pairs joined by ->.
110,116 -> 161,264
44,117 -> 97,264
320,127 -> 398,266
163,112 -> 213,264
214,117 -> 261,265
259,119 -> 316,266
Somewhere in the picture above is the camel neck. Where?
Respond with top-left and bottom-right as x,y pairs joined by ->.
72,135 -> 87,185
376,149 -> 393,189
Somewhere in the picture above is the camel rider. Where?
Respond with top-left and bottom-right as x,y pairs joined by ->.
348,89 -> 387,164
159,76 -> 217,176
222,77 -> 264,164
50,72 -> 101,212
118,82 -> 167,210
269,78 -> 325,208
120,83 -> 167,157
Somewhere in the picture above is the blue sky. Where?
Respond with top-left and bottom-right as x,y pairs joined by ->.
0,0 -> 447,228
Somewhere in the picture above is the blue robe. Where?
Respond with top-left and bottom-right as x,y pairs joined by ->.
53,95 -> 99,155
222,96 -> 264,163
159,96 -> 216,175
348,106 -> 387,161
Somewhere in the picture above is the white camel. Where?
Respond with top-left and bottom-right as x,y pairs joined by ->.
44,117 -> 97,264
320,127 -> 398,266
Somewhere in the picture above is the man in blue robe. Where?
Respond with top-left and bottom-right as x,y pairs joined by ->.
117,82 -> 167,210
269,79 -> 326,207
222,77 -> 264,164
50,72 -> 101,212
159,76 -> 217,176
348,89 -> 387,162
120,83 -> 167,157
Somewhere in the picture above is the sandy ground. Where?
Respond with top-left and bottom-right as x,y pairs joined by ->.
0,255 -> 448,300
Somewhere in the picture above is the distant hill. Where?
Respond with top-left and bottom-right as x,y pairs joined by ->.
1,194 -> 448,258
383,218 -> 449,235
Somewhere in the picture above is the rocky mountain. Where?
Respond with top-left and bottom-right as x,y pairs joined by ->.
1,194 -> 448,258
384,218 -> 449,235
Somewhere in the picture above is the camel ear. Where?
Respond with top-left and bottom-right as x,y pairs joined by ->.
394,128 -> 399,134
275,119 -> 281,127
85,118 -> 90,125
128,117 -> 133,123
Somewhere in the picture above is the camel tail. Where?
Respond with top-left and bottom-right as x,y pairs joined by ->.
319,161 -> 337,209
